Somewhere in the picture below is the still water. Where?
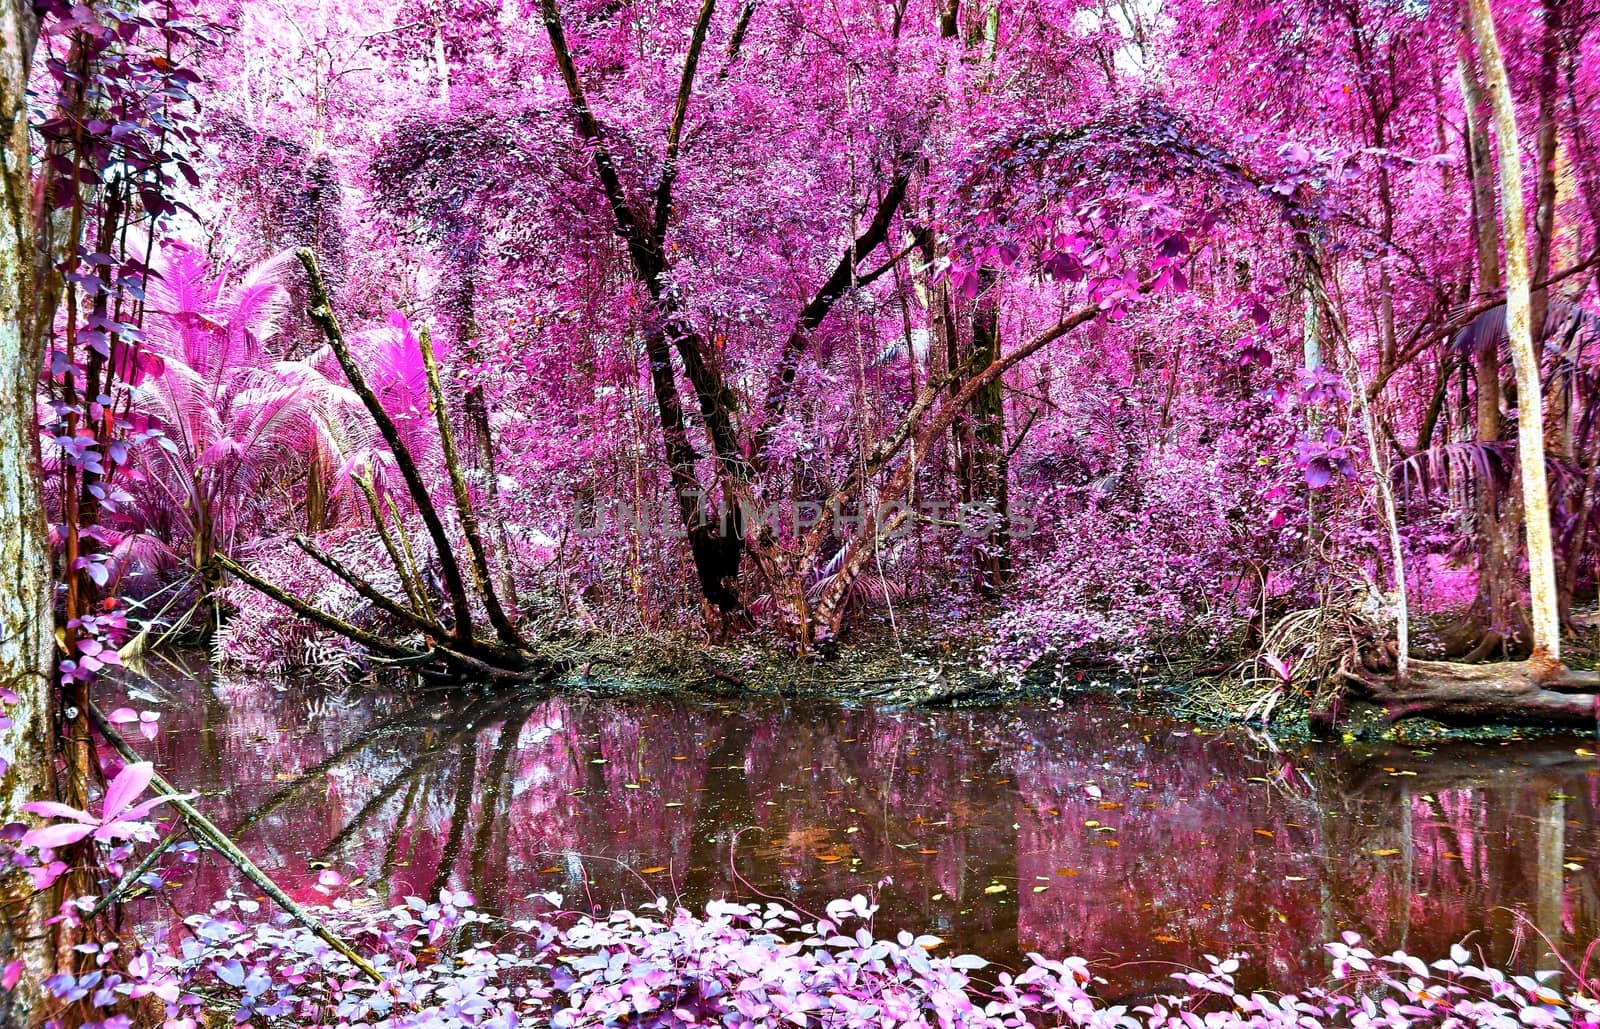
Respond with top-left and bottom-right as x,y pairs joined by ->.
115,668 -> 1600,995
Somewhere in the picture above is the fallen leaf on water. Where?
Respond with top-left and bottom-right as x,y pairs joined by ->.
1443,852 -> 1461,859
1371,848 -> 1401,857
919,848 -> 938,855
818,855 -> 844,863
1097,801 -> 1123,810
640,867 -> 668,874
1254,829 -> 1275,838
1285,875 -> 1307,882
1132,781 -> 1151,789
539,867 -> 561,874
1084,819 -> 1101,828
1155,935 -> 1180,944
1098,839 -> 1121,847
665,802 -> 684,808
1565,862 -> 1585,871
984,883 -> 1007,895
624,783 -> 641,790
1057,868 -> 1079,877
845,827 -> 860,834
1032,886 -> 1049,893
1576,748 -> 1594,757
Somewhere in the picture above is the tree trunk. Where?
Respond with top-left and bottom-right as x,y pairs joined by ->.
0,3 -> 57,1023
968,268 -> 1009,594
1469,0 -> 1562,666
1453,44 -> 1523,658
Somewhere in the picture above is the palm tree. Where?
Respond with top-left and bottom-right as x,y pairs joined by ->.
120,244 -> 356,623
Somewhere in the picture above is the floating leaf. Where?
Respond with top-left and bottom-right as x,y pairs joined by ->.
640,866 -> 668,875
1371,848 -> 1401,857
984,883 -> 1007,895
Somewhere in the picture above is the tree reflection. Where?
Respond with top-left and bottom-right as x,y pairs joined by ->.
119,665 -> 1600,995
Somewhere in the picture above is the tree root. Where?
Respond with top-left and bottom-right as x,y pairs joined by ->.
1339,656 -> 1600,727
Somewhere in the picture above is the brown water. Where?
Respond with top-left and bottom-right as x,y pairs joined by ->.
115,669 -> 1600,995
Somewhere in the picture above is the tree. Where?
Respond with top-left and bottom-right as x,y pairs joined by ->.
0,2 -> 57,1023
1468,0 -> 1561,667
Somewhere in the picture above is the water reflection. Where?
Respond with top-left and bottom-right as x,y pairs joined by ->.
115,664 -> 1600,994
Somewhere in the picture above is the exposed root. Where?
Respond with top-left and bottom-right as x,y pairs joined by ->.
1202,578 -> 1382,727
1339,656 -> 1600,727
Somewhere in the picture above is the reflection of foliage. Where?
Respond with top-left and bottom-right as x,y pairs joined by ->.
118,671 -> 1600,999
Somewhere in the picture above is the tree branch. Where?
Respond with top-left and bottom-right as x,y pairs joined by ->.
753,168 -> 914,465
417,323 -> 526,649
654,0 -> 718,242
215,554 -> 426,659
295,248 -> 475,641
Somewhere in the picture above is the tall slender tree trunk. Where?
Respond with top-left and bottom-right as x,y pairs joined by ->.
0,3 -> 58,1023
969,268 -> 1009,593
1456,48 -> 1524,659
1469,0 -> 1561,666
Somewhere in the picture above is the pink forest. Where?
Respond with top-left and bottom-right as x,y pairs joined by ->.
2,0 -> 1600,1026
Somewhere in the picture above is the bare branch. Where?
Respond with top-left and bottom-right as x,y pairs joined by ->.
654,0 -> 718,242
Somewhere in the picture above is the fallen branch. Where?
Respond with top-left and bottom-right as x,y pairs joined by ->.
88,704 -> 386,984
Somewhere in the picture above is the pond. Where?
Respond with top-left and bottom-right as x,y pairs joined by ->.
114,666 -> 1600,997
